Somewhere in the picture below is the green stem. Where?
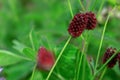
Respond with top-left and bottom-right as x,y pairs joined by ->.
29,29 -> 35,51
78,0 -> 85,11
82,55 -> 86,80
30,64 -> 37,80
95,6 -> 116,73
67,0 -> 73,17
94,11 -> 111,72
97,0 -> 106,17
46,36 -> 72,80
76,41 -> 86,80
91,0 -> 98,11
99,67 -> 107,80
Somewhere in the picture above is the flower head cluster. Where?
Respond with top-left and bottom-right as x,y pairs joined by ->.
103,47 -> 120,68
68,12 -> 97,38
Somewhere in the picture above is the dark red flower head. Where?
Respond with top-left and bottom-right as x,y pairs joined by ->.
85,12 -> 97,30
103,47 -> 117,68
117,52 -> 120,69
68,13 -> 88,37
37,47 -> 55,71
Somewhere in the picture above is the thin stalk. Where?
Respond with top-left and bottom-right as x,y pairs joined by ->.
76,41 -> 86,80
97,0 -> 106,17
94,6 -> 116,73
99,67 -> 107,80
94,12 -> 111,72
74,49 -> 80,80
67,0 -> 73,17
78,0 -> 85,11
53,72 -> 66,80
91,0 -> 98,11
30,64 -> 37,80
46,36 -> 72,80
82,55 -> 86,80
29,30 -> 35,51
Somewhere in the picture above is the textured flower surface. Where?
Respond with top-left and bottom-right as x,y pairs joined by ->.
117,53 -> 120,68
68,13 -> 87,37
37,47 -> 55,71
103,47 -> 117,68
85,12 -> 97,30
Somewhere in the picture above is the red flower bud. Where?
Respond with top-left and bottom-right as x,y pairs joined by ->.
37,47 -> 55,71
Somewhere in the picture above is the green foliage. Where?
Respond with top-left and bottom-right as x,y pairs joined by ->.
0,0 -> 120,80
0,50 -> 23,66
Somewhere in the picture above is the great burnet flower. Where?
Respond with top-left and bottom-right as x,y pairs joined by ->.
37,47 -> 55,71
68,13 -> 88,37
103,47 -> 117,68
85,12 -> 97,30
117,53 -> 120,68
68,12 -> 97,38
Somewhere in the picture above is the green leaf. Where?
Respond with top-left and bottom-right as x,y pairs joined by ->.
4,61 -> 35,80
0,50 -> 31,66
23,47 -> 36,61
56,43 -> 78,79
12,40 -> 26,53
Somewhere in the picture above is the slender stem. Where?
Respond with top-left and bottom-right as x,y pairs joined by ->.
78,0 -> 85,11
67,0 -> 73,17
30,64 -> 37,80
99,67 -> 107,80
53,72 -> 66,80
95,6 -> 116,73
74,49 -> 80,80
94,12 -> 111,72
29,30 -> 35,51
82,55 -> 86,80
46,36 -> 72,80
76,41 -> 86,80
91,0 -> 98,11
97,0 -> 106,17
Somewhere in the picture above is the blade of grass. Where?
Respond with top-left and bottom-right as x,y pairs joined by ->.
46,36 -> 72,80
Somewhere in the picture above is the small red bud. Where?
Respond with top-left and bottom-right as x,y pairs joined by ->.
37,47 -> 55,71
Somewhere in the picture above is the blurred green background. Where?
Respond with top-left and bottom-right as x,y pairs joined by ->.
0,0 -> 120,80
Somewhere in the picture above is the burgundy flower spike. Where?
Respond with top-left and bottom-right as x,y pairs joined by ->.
103,47 -> 117,68
85,12 -> 97,30
68,12 -> 97,38
68,13 -> 88,37
37,47 -> 55,71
